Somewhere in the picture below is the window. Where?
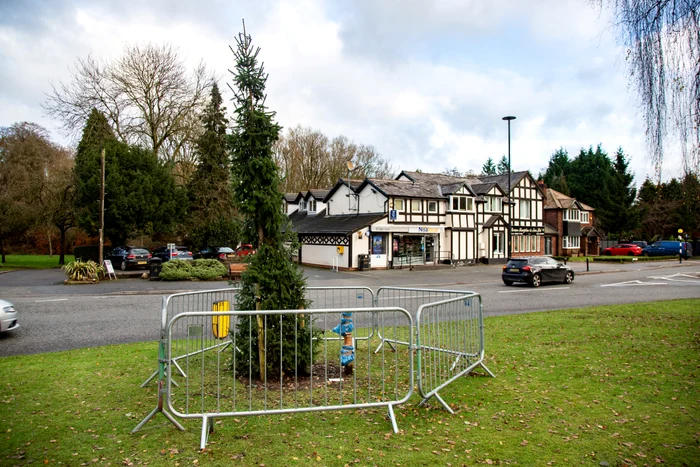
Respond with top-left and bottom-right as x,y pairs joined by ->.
581,211 -> 590,223
307,199 -> 317,212
563,236 -> 580,249
513,236 -> 520,253
520,200 -> 531,219
530,235 -> 539,252
411,199 -> 422,212
486,197 -> 502,212
564,209 -> 580,221
299,200 -> 306,211
450,196 -> 473,211
428,201 -> 438,213
394,199 -> 404,211
492,232 -> 505,254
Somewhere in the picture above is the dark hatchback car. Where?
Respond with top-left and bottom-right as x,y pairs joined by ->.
502,256 -> 575,287
108,246 -> 152,271
194,246 -> 236,261
152,246 -> 194,262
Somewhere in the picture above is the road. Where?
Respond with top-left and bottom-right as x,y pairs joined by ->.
1,260 -> 699,356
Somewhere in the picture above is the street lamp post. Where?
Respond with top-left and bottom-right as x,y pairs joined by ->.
502,116 -> 516,259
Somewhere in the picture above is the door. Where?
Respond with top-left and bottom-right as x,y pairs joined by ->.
544,237 -> 552,256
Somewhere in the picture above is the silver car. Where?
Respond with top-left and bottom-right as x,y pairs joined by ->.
0,299 -> 19,332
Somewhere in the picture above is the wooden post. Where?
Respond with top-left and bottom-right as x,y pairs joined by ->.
99,148 -> 105,265
255,284 -> 265,380
343,333 -> 354,375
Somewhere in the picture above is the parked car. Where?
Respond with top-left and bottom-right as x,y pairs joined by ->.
195,246 -> 236,261
152,246 -> 194,262
602,243 -> 643,256
108,246 -> 152,271
642,241 -> 693,259
502,256 -> 575,287
0,299 -> 19,333
629,240 -> 648,249
234,244 -> 256,257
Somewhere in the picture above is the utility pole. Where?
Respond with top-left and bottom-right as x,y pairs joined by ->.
99,148 -> 105,265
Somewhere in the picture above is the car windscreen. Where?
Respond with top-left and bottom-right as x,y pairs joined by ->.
218,247 -> 234,253
506,259 -> 528,267
132,249 -> 150,255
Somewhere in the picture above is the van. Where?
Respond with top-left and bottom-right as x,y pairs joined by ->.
641,241 -> 693,259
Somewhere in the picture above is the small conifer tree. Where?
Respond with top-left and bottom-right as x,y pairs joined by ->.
228,22 -> 316,379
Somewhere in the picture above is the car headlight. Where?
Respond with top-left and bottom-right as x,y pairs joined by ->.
3,306 -> 15,313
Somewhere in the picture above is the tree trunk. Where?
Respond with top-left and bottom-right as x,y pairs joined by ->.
0,237 -> 5,263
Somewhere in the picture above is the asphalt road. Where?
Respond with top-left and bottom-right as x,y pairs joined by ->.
1,260 -> 699,357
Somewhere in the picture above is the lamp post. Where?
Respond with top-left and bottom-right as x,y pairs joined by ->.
502,116 -> 516,259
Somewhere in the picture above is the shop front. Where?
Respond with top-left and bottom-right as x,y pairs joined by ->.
372,225 -> 442,268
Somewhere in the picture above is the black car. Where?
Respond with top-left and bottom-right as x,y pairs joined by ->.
108,246 -> 152,271
194,246 -> 236,261
502,256 -> 574,287
152,245 -> 194,262
629,240 -> 648,249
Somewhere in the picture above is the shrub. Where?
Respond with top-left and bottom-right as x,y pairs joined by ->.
158,259 -> 227,281
62,260 -> 105,282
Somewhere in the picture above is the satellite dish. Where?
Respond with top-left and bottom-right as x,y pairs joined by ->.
346,160 -> 355,171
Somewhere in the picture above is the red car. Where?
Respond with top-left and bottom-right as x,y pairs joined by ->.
602,243 -> 643,256
234,244 -> 256,257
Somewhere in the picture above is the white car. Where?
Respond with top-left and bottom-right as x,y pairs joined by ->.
0,299 -> 19,332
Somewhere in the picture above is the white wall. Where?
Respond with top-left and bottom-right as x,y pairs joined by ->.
357,186 -> 386,213
326,184 -> 355,215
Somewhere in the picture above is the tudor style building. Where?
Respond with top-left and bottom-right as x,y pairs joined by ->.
287,170 -> 546,270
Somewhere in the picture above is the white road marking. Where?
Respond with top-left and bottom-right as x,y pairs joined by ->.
648,272 -> 700,283
499,287 -> 570,293
34,298 -> 69,303
601,280 -> 668,287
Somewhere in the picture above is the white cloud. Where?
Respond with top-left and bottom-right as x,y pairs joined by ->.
0,0 -> 681,184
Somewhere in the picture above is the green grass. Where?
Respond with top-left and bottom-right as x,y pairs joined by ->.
0,254 -> 75,269
1,300 -> 698,466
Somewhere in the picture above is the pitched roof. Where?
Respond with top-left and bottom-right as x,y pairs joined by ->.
288,209 -> 386,235
306,189 -> 331,201
543,187 -> 595,211
398,170 -> 481,186
478,171 -> 531,193
360,178 -> 444,199
284,192 -> 303,203
322,178 -> 365,203
483,215 -> 508,229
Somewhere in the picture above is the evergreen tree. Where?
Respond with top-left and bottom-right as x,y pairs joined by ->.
481,157 -> 496,176
186,83 -> 241,249
540,148 -> 571,195
74,110 -> 184,246
228,23 -> 314,380
497,155 -> 509,174
568,145 -> 616,234
606,148 -> 639,237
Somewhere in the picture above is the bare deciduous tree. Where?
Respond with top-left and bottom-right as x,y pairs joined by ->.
45,43 -> 211,176
274,125 -> 394,193
593,0 -> 700,175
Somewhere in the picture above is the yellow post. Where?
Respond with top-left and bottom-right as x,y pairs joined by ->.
211,300 -> 231,339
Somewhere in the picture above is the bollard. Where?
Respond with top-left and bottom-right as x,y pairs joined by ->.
586,257 -> 589,272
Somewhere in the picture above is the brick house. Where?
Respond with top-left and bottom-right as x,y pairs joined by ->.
542,186 -> 600,256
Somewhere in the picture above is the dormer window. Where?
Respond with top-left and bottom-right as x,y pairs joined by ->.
450,196 -> 473,211
564,209 -> 580,221
486,196 -> 502,212
299,200 -> 306,211
308,199 -> 317,213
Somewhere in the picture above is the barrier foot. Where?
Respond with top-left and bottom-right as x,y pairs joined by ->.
373,339 -> 396,354
140,369 -> 158,388
200,415 -> 215,450
132,381 -> 186,434
478,362 -> 496,378
387,404 -> 399,433
420,393 -> 455,415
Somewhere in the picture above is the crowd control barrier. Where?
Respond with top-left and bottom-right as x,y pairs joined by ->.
133,286 -> 493,449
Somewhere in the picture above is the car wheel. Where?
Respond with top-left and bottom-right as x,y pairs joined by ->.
531,273 -> 541,287
120,260 -> 127,271
563,271 -> 574,284
627,252 -> 635,256
503,280 -> 513,286
604,250 -> 611,256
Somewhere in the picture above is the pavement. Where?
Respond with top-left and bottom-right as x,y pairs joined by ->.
0,257 -> 696,297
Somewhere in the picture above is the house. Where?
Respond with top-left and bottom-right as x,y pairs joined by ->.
287,170 -> 546,270
541,185 -> 600,256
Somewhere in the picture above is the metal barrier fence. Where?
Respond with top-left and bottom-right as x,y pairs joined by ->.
166,307 -> 413,449
134,286 -> 493,449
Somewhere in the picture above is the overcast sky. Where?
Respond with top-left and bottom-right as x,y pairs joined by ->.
0,0 -> 680,184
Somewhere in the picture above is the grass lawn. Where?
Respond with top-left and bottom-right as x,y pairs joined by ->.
1,300 -> 698,466
0,254 -> 75,270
